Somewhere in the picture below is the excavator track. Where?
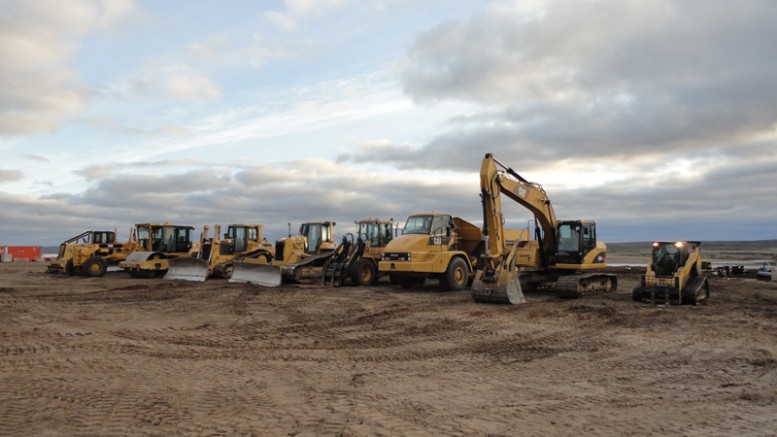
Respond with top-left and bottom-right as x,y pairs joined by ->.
555,273 -> 618,299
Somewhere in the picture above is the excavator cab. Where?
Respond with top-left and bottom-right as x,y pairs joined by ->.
555,221 -> 597,265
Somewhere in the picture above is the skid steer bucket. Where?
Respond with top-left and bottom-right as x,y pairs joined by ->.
471,270 -> 527,304
164,257 -> 209,282
229,261 -> 282,287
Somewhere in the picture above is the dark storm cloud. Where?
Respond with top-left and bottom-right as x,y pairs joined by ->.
372,0 -> 777,169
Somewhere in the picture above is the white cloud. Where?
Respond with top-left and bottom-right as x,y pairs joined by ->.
165,71 -> 221,101
0,0 -> 139,136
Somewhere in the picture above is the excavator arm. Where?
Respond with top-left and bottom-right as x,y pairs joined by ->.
479,153 -> 558,269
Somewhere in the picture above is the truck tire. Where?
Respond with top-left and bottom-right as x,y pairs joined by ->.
351,258 -> 378,286
83,257 -> 108,277
65,260 -> 76,276
439,257 -> 469,291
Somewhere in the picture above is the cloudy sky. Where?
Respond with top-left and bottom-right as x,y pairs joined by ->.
1,0 -> 776,246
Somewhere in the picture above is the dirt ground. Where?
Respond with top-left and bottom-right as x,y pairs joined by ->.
1,262 -> 776,437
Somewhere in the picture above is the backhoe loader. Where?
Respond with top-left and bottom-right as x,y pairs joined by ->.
471,153 -> 617,304
164,224 -> 274,282
230,221 -> 337,286
47,230 -> 139,277
378,212 -> 505,291
322,218 -> 394,286
632,241 -> 710,305
119,223 -> 196,278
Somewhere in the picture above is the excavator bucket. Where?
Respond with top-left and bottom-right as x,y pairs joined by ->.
229,261 -> 282,287
164,257 -> 209,282
471,270 -> 527,304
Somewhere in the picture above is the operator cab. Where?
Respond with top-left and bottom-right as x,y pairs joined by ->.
555,220 -> 597,265
651,241 -> 691,276
300,222 -> 334,254
358,220 -> 394,247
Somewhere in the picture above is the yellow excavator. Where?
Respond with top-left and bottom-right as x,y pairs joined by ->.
47,230 -> 139,277
164,224 -> 274,282
119,223 -> 197,278
632,241 -> 710,305
472,153 -> 617,304
230,221 -> 337,286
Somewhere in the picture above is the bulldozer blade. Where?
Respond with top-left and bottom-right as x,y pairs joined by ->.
229,262 -> 282,287
471,270 -> 527,305
164,257 -> 209,282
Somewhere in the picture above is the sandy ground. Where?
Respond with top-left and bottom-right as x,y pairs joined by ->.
1,261 -> 776,437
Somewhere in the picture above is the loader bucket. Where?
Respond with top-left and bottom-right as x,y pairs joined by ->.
164,257 -> 209,282
229,261 -> 282,287
471,269 -> 527,304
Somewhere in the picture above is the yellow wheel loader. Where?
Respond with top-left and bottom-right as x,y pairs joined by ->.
471,153 -> 617,304
46,230 -> 139,277
322,218 -> 395,287
164,224 -> 274,282
632,241 -> 710,305
378,213 -> 495,291
230,221 -> 337,286
119,223 -> 196,278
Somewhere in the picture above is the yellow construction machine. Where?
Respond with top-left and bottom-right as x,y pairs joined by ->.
632,241 -> 710,305
164,224 -> 274,282
46,230 -> 139,277
119,223 -> 196,278
230,221 -> 337,286
472,153 -> 617,304
322,218 -> 395,286
378,212 -> 496,291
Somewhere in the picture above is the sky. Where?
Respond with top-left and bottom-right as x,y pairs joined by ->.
1,0 -> 776,246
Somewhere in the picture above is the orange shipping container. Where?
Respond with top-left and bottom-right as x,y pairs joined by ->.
1,246 -> 42,261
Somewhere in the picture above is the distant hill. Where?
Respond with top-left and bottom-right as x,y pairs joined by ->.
608,240 -> 777,262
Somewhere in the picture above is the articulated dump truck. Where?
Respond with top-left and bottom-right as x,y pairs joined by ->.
164,224 -> 274,282
229,221 -> 337,287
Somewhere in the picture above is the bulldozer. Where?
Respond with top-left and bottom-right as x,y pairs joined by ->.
378,212 -> 498,291
471,153 -> 617,304
119,223 -> 196,278
322,218 -> 395,286
230,221 -> 337,286
632,241 -> 710,305
47,230 -> 139,277
164,224 -> 274,282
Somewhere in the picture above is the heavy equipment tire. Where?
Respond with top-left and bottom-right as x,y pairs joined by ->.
399,276 -> 425,290
439,257 -> 469,291
65,260 -> 76,276
83,257 -> 108,277
351,259 -> 378,286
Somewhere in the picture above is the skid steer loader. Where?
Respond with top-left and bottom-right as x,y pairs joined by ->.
119,223 -> 196,278
632,241 -> 710,305
230,221 -> 336,286
322,218 -> 394,287
47,230 -> 139,277
164,224 -> 274,282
